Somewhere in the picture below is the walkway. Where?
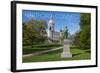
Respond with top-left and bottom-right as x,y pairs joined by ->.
23,47 -> 62,57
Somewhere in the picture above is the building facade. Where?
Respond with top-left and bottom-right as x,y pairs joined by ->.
47,16 -> 64,43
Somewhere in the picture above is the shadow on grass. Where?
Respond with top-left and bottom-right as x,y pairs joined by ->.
85,50 -> 91,53
23,44 -> 62,55
72,53 -> 82,57
37,48 -> 62,56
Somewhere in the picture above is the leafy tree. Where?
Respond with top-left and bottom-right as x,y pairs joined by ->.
72,13 -> 91,49
72,31 -> 80,46
23,19 -> 47,47
80,13 -> 91,48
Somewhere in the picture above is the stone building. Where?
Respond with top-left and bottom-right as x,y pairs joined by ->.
47,16 -> 64,43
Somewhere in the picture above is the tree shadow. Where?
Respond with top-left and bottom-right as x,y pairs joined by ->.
72,53 -> 82,57
85,50 -> 91,53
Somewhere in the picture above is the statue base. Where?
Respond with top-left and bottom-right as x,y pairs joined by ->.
61,52 -> 72,58
61,39 -> 72,58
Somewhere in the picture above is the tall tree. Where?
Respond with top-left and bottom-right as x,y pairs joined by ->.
80,13 -> 91,48
72,13 -> 91,49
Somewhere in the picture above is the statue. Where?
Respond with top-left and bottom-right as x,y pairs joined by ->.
61,26 -> 72,58
64,26 -> 68,39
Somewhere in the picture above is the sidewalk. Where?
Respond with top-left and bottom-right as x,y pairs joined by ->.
23,47 -> 62,57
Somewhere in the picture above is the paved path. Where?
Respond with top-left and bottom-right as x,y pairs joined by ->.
23,47 -> 62,58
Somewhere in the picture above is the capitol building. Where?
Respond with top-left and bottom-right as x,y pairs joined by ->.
47,16 -> 64,43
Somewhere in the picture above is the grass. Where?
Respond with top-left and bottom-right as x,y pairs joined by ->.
23,44 -> 62,54
22,48 -> 91,63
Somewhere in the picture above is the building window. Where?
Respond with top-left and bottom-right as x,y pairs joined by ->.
49,26 -> 51,30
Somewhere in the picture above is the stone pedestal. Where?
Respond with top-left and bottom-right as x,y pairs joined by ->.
61,39 -> 72,58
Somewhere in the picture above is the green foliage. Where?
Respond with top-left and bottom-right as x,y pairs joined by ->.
23,19 -> 47,47
80,13 -> 91,48
72,32 -> 80,46
80,13 -> 91,29
72,13 -> 91,49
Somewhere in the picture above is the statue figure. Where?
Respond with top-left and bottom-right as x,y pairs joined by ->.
61,26 -> 72,58
64,26 -> 68,39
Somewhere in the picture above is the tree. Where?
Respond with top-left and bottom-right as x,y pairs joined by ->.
72,31 -> 80,46
80,13 -> 91,48
72,13 -> 91,49
34,20 -> 47,42
23,19 -> 47,47
23,19 -> 36,47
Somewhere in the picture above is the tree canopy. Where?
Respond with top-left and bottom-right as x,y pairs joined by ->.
23,19 -> 47,47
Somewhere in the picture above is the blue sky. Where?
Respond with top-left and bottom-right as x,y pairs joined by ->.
22,10 -> 80,35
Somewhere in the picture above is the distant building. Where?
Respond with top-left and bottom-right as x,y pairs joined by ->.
47,16 -> 64,42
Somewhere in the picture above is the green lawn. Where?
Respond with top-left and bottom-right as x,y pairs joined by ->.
23,44 -> 62,54
23,48 -> 91,63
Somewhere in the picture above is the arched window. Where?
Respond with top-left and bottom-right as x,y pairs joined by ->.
49,26 -> 51,30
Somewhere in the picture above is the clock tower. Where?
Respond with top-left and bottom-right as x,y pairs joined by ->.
47,16 -> 54,40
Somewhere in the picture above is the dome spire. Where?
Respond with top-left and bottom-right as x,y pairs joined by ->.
48,15 -> 54,24
50,15 -> 53,20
